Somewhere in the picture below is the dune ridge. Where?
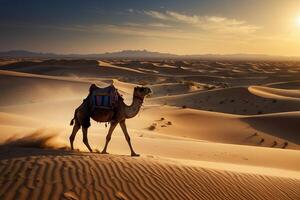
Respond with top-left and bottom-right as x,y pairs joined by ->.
249,85 -> 300,100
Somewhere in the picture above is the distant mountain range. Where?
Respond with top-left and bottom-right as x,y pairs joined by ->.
0,50 -> 299,61
0,50 -> 176,59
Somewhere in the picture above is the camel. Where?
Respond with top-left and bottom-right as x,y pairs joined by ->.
69,84 -> 152,156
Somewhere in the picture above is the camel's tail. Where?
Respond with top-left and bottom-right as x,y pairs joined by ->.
70,118 -> 75,126
70,109 -> 77,126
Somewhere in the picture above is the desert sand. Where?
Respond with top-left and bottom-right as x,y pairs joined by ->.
0,59 -> 300,199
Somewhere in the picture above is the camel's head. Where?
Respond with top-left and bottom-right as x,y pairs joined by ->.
134,86 -> 152,99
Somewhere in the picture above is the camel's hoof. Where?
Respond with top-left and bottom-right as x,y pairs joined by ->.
95,149 -> 100,153
101,151 -> 109,154
131,153 -> 140,157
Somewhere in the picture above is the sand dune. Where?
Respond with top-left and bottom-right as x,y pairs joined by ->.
150,86 -> 300,115
249,85 -> 300,101
0,147 -> 299,200
0,70 -> 140,106
0,59 -> 145,78
111,79 -> 138,97
127,106 -> 300,148
148,82 -> 206,97
0,71 -> 90,106
0,63 -> 299,149
99,60 -> 146,74
266,80 -> 300,89
2,99 -> 298,149
244,111 -> 300,144
0,58 -> 300,200
0,71 -> 298,149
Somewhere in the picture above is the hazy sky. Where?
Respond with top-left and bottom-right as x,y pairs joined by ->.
1,0 -> 300,55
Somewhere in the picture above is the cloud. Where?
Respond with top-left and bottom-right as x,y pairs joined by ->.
144,10 -> 169,20
17,9 -> 259,43
96,10 -> 262,43
206,16 -> 226,23
101,24 -> 251,42
166,11 -> 199,24
102,24 -> 207,41
149,23 -> 172,28
143,10 -> 260,34
125,22 -> 172,28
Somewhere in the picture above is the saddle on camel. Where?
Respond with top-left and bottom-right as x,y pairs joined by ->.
69,83 -> 152,156
89,84 -> 119,110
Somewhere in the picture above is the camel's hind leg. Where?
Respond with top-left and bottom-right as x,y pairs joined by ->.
82,127 -> 93,152
69,122 -> 80,150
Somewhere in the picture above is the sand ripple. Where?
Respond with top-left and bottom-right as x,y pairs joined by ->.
0,149 -> 299,200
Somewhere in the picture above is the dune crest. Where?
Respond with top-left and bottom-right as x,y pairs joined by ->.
249,85 -> 300,100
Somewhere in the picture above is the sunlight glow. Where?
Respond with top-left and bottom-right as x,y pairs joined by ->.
296,16 -> 300,27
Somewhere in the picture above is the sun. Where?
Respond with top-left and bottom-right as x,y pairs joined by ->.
296,16 -> 300,27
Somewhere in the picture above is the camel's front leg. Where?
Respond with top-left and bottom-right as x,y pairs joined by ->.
82,127 -> 93,152
101,121 -> 118,154
119,120 -> 139,157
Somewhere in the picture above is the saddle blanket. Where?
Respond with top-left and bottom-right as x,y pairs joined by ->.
91,85 -> 118,109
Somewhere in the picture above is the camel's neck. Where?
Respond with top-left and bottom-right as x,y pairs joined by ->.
125,96 -> 144,119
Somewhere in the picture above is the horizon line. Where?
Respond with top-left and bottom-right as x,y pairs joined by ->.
2,49 -> 300,58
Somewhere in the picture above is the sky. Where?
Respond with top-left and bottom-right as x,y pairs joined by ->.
1,0 -> 300,56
